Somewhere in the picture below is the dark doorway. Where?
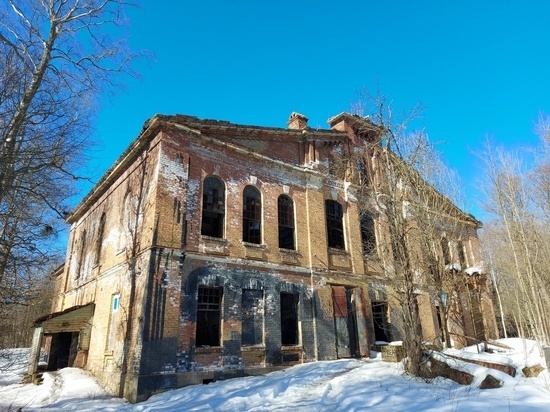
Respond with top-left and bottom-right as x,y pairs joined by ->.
47,332 -> 79,370
331,286 -> 359,358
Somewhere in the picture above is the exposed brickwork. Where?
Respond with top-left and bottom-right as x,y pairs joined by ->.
31,112 -> 498,403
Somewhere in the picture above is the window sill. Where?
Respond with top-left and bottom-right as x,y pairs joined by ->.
200,235 -> 228,244
195,346 -> 223,353
328,247 -> 348,255
281,345 -> 302,350
242,241 -> 266,249
241,345 -> 266,352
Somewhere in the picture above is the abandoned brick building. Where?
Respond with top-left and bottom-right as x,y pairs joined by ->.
28,112 -> 498,402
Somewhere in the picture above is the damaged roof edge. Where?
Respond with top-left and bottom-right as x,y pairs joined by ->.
67,115 -> 164,223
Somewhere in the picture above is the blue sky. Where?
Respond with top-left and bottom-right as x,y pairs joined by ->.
89,1 -> 550,219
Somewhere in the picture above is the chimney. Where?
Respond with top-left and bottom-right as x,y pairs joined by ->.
287,112 -> 308,130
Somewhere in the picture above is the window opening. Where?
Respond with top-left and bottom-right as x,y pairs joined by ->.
95,213 -> 106,265
360,213 -> 376,254
201,177 -> 225,238
280,292 -> 299,345
241,289 -> 264,346
278,195 -> 295,249
196,287 -> 223,346
371,301 -> 390,342
325,200 -> 344,249
441,237 -> 451,265
243,185 -> 261,244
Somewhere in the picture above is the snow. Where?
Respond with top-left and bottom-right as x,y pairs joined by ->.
2,339 -> 550,411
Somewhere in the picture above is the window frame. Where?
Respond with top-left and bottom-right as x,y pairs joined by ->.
242,185 -> 262,244
325,200 -> 345,250
196,286 -> 223,347
201,176 -> 226,238
277,195 -> 295,250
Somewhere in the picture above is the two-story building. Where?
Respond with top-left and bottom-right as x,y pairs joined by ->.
27,112 -> 497,402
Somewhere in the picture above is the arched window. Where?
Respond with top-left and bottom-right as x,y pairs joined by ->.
440,237 -> 451,265
95,213 -> 106,265
360,212 -> 376,254
201,177 -> 225,238
325,200 -> 345,249
278,195 -> 295,250
243,185 -> 261,244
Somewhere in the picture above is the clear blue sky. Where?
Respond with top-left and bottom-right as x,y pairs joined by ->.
89,0 -> 550,219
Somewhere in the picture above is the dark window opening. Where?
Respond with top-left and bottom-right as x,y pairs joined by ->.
325,200 -> 344,249
280,292 -> 299,345
371,301 -> 390,342
201,177 -> 225,238
243,185 -> 261,244
441,237 -> 451,265
360,213 -> 376,254
278,195 -> 295,250
95,213 -> 106,265
196,287 -> 223,346
242,289 -> 264,346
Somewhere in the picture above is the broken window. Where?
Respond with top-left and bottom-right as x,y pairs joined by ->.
360,212 -> 376,254
201,177 -> 225,238
441,237 -> 451,265
242,289 -> 264,346
95,213 -> 106,265
77,229 -> 87,279
325,200 -> 345,249
196,286 -> 223,347
371,301 -> 390,342
280,292 -> 299,345
243,185 -> 261,244
278,195 -> 295,250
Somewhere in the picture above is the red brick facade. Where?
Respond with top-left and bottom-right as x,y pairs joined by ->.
29,112 -> 498,402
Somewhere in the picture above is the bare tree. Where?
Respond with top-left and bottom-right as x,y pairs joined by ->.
0,0 -> 138,347
479,118 -> 550,350
349,90 -> 478,376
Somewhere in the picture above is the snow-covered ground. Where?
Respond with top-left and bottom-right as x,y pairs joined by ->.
2,339 -> 550,411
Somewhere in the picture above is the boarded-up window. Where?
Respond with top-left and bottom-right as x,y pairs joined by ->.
280,292 -> 299,345
95,213 -> 106,265
242,289 -> 264,346
196,287 -> 223,346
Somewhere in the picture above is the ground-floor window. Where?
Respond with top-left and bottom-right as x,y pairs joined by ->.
371,301 -> 390,342
280,292 -> 299,345
241,289 -> 264,346
196,286 -> 223,346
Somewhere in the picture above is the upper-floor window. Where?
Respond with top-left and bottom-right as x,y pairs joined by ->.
440,237 -> 451,265
95,213 -> 106,265
201,177 -> 225,238
278,195 -> 295,250
325,200 -> 345,249
243,185 -> 261,244
360,212 -> 376,254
